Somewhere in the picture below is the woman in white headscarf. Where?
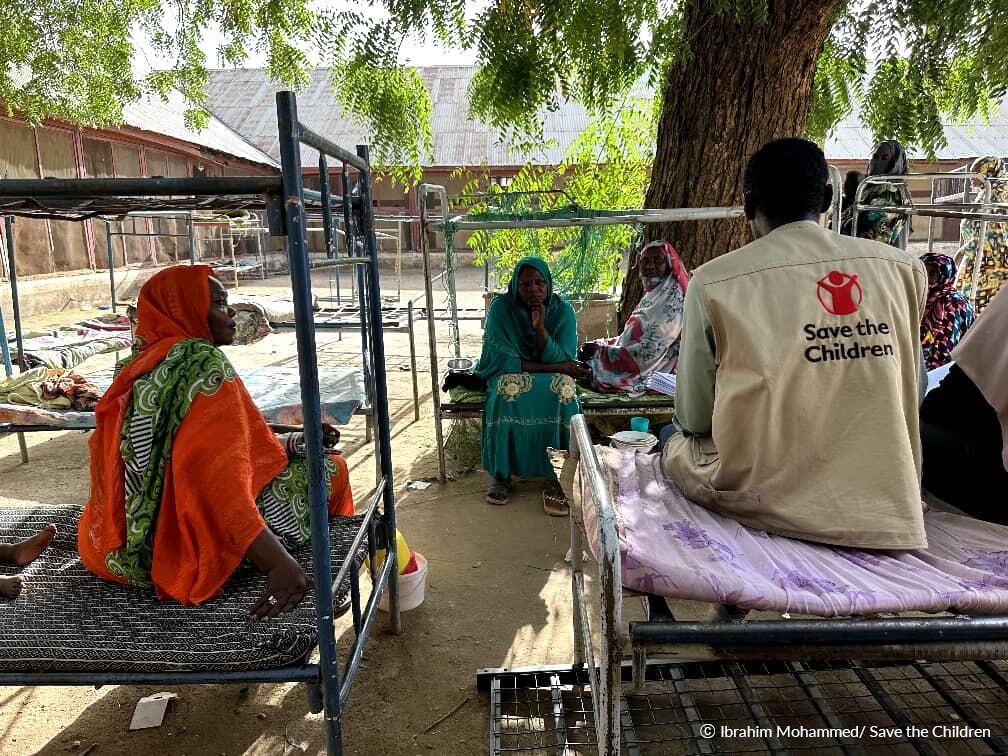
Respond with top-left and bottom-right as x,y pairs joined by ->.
920,285 -> 1008,520
578,240 -> 689,395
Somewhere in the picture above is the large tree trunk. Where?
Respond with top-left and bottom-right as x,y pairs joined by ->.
618,0 -> 842,327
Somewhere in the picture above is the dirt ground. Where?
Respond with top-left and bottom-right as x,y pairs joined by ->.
0,265 -> 611,756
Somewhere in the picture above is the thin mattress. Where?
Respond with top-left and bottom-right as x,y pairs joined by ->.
0,365 -> 366,429
0,504 -> 365,672
578,446 -> 1008,617
11,315 -> 132,370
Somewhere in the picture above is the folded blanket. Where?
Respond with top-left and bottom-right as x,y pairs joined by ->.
0,368 -> 102,411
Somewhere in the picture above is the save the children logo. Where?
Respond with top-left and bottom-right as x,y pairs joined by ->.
816,271 -> 862,315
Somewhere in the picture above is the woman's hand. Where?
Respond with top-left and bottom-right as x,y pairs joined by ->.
248,552 -> 308,619
529,303 -> 549,351
322,423 -> 340,449
529,303 -> 547,334
245,529 -> 308,619
560,360 -> 592,381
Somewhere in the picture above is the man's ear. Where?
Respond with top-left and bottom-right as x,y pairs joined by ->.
820,183 -> 834,214
744,191 -> 756,221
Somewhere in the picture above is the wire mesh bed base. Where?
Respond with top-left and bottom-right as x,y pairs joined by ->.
0,504 -> 364,674
481,659 -> 1008,755
558,413 -> 1008,755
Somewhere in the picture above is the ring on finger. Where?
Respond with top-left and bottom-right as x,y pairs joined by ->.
267,595 -> 278,606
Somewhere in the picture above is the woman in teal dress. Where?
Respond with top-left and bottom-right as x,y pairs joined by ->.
475,257 -> 591,506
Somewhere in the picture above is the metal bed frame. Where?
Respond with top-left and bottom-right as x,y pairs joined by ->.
413,177 -> 843,484
0,91 -> 401,756
1,210 -> 383,456
545,413 -> 1008,755
851,171 -> 1008,306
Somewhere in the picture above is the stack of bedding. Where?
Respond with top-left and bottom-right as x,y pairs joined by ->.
11,314 -> 131,370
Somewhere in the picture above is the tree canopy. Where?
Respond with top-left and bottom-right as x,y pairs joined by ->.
2,1 -> 1004,168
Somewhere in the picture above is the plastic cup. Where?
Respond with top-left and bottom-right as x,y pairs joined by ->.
630,416 -> 649,433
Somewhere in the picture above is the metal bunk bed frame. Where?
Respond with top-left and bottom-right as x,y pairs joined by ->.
0,91 -> 401,756
852,171 -> 1008,305
414,174 -> 852,484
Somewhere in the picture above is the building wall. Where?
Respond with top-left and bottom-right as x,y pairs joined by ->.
0,116 -> 276,280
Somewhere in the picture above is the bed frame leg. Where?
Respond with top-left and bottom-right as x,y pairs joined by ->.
632,647 -> 647,692
408,301 -> 419,422
307,681 -> 324,714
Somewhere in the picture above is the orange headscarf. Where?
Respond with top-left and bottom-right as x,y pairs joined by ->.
80,265 -> 288,604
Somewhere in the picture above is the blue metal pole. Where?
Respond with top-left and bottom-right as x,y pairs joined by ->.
5,217 -> 25,371
105,220 -> 117,313
3,215 -> 29,462
319,155 -> 341,321
343,169 -> 372,408
356,144 -> 401,635
275,91 -> 343,756
340,167 -> 354,304
187,215 -> 196,264
320,156 -> 335,260
0,283 -> 12,377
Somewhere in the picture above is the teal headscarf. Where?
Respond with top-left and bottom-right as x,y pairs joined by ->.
475,257 -> 577,378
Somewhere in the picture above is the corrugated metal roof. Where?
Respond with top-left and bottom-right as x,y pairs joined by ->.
120,89 -> 280,168
205,66 -> 628,167
821,98 -> 1008,160
205,66 -> 1008,167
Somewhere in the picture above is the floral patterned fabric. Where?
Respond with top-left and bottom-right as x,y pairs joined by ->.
482,372 -> 580,480
855,184 -> 909,249
579,446 -> 1008,616
920,252 -> 975,369
958,156 -> 1008,314
586,241 -> 689,395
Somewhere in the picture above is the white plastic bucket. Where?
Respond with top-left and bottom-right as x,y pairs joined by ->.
378,551 -> 427,612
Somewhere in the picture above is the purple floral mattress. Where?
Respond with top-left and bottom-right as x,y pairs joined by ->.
580,446 -> 1008,617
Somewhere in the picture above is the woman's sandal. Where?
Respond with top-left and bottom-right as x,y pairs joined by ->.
543,487 -> 570,517
486,480 -> 511,505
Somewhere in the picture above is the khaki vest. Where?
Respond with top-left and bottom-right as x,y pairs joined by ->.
662,222 -> 928,549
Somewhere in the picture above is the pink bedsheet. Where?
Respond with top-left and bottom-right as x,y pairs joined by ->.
580,446 -> 1008,617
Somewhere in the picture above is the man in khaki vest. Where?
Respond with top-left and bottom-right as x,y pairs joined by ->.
663,138 -> 928,549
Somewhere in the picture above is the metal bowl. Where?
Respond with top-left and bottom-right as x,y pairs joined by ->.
446,357 -> 475,371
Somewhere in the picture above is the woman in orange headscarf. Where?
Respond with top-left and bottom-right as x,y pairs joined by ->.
80,265 -> 353,617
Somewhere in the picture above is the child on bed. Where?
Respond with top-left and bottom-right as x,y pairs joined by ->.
0,524 -> 57,598
663,138 -> 929,550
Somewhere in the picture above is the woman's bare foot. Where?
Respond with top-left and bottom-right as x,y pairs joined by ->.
0,524 -> 57,567
0,575 -> 24,598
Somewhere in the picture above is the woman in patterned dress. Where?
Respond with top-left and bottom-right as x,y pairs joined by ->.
578,240 -> 689,394
958,156 -> 1008,314
855,140 -> 911,250
475,257 -> 590,506
80,265 -> 353,617
920,252 -> 975,369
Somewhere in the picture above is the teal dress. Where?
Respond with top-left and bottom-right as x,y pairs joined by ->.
475,257 -> 581,481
